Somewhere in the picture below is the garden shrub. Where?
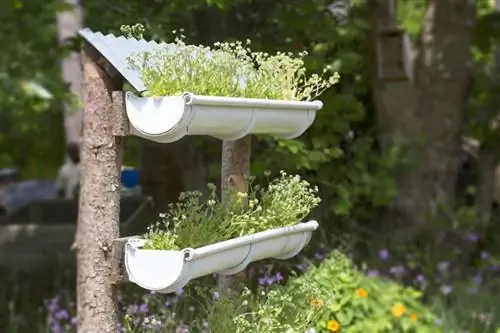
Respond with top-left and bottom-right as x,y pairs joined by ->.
201,250 -> 443,333
289,251 -> 442,333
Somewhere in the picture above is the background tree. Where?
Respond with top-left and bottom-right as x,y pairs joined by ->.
56,0 -> 84,146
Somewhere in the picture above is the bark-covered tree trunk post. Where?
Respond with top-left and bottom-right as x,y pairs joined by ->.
217,137 -> 251,289
76,49 -> 123,332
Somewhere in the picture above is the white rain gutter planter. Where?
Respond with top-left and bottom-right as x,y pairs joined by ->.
125,92 -> 323,143
125,220 -> 319,293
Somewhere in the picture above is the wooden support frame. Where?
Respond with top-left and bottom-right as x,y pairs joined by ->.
217,137 -> 251,289
109,236 -> 137,284
111,91 -> 129,137
76,42 -> 125,332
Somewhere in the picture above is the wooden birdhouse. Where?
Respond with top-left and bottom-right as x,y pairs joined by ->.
376,27 -> 413,81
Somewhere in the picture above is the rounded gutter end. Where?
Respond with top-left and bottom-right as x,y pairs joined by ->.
311,100 -> 324,110
273,223 -> 317,260
125,249 -> 187,292
183,248 -> 195,261
125,92 -> 188,137
182,92 -> 195,105
307,220 -> 320,230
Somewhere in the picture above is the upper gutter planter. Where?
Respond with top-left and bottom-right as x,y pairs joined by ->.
124,220 -> 319,293
125,92 -> 324,143
77,29 -> 337,143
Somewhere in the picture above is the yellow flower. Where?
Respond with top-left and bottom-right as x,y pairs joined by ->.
356,288 -> 368,298
327,320 -> 341,332
310,298 -> 324,309
392,303 -> 407,317
409,313 -> 417,322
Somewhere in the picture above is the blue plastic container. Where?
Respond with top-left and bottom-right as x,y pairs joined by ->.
121,168 -> 140,188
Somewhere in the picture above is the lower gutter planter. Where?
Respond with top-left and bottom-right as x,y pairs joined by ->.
125,92 -> 323,143
124,220 -> 319,293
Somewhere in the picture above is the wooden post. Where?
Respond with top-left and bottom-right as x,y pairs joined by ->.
217,137 -> 251,289
76,46 -> 123,332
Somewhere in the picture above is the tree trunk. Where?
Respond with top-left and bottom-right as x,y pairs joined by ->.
56,0 -> 84,146
76,54 -> 122,332
370,0 -> 475,235
217,137 -> 251,289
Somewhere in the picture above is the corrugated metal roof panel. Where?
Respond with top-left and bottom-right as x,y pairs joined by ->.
78,28 -> 175,93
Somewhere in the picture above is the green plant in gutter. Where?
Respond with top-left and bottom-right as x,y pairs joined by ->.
143,171 -> 321,250
122,25 -> 339,101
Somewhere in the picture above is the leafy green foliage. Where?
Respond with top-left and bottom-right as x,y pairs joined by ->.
200,251 -> 442,333
205,286 -> 324,333
300,251 -> 441,333
0,0 -> 67,177
460,0 -> 500,150
144,172 -> 320,249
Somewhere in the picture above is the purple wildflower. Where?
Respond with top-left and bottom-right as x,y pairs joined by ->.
54,309 -> 69,321
473,273 -> 483,285
389,265 -> 406,278
49,322 -> 64,333
265,276 -> 275,285
139,303 -> 148,313
378,249 -> 389,261
488,264 -> 500,272
466,232 -> 479,242
46,296 -> 60,313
